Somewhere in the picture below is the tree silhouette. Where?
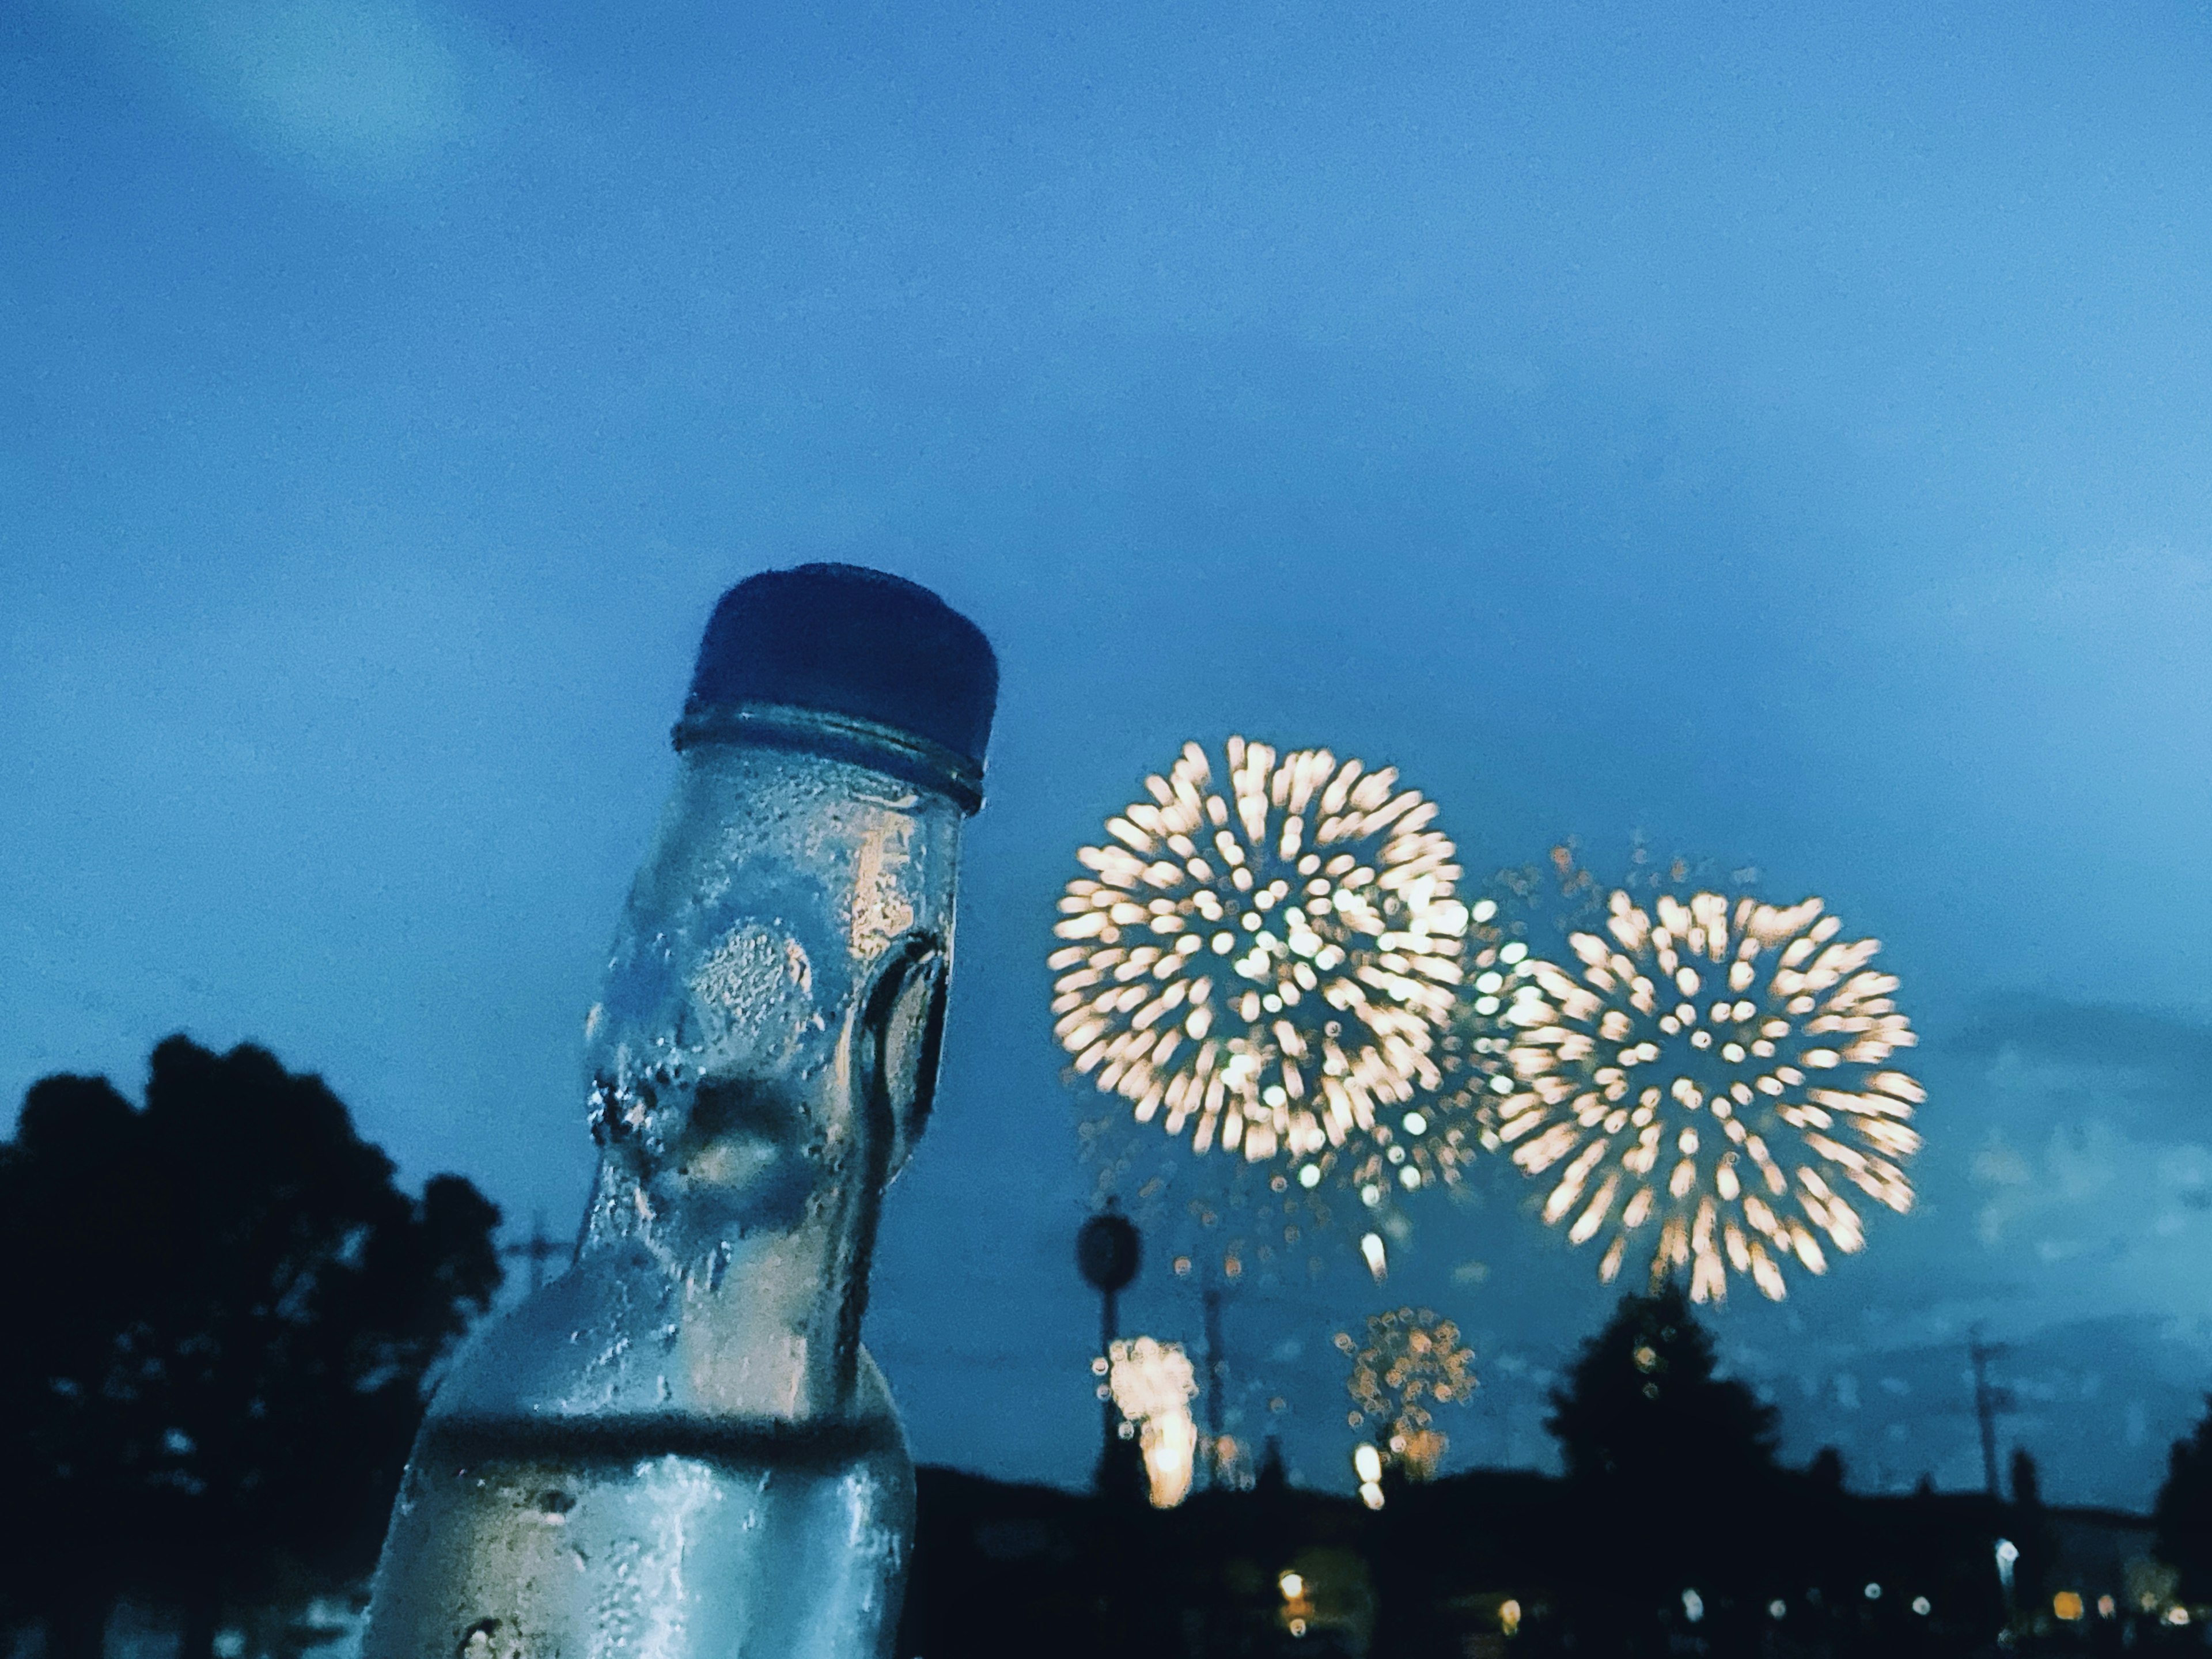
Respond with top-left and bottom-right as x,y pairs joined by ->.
0,1037 -> 502,1659
0,1073 -> 163,1659
2156,1398 -> 2212,1602
1547,1280 -> 1778,1487
1807,1445 -> 1847,1491
1545,1281 -> 1781,1623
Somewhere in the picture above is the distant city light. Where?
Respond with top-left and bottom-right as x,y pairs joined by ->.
1995,1537 -> 2019,1592
1768,1600 -> 1787,1620
2053,1592 -> 2084,1622
1278,1565 -> 1315,1641
1912,1596 -> 1932,1616
1681,1589 -> 1705,1623
1352,1441 -> 1386,1510
1360,1232 -> 1388,1281
1864,1582 -> 1881,1601
1498,1600 -> 1521,1635
2167,1606 -> 2190,1627
2097,1595 -> 2116,1619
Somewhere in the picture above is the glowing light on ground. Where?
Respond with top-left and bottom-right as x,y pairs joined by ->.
1352,1441 -> 1385,1509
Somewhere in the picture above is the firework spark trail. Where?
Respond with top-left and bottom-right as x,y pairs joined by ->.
1429,845 -> 1610,1158
1078,1128 -> 1319,1283
1337,1307 -> 1476,1480
1490,888 -> 1922,1302
1052,737 -> 1471,1194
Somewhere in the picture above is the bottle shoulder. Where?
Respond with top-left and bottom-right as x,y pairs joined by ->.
427,1252 -> 903,1432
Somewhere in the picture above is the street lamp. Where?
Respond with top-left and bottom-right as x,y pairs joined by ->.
1077,1202 -> 1141,1495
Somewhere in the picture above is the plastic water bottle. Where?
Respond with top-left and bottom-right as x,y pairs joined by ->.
360,566 -> 997,1659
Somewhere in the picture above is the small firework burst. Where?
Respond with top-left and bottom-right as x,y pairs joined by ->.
1336,1306 -> 1476,1480
1051,737 -> 1469,1190
1489,888 -> 1921,1302
1108,1336 -> 1201,1509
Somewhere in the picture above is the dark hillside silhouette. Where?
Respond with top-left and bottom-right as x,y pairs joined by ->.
0,1037 -> 502,1659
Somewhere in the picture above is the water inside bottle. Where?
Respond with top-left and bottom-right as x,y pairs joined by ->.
369,1413 -> 914,1659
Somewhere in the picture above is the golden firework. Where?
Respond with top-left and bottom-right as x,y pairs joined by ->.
1052,737 -> 1469,1189
1107,1336 -> 1201,1509
1336,1306 -> 1476,1481
1489,889 -> 1921,1302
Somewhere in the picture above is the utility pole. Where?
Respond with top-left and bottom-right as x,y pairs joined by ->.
502,1210 -> 565,1293
1077,1202 -> 1142,1497
1969,1332 -> 2012,1500
1203,1275 -> 1229,1488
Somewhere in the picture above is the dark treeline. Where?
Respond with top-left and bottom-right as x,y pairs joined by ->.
0,1037 -> 502,1659
900,1464 -> 2185,1658
902,1284 -> 2212,1658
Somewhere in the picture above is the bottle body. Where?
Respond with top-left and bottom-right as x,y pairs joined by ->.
368,1366 -> 913,1659
362,739 -> 961,1659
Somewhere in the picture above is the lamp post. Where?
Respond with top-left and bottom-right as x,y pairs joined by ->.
1077,1201 -> 1141,1495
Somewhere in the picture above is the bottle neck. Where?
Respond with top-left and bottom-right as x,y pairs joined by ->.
578,1152 -> 879,1421
565,743 -> 960,1423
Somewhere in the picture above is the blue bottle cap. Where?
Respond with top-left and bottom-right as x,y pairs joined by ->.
673,563 -> 999,813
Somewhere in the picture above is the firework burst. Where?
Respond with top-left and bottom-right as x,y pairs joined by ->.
1336,1306 -> 1476,1480
1488,888 -> 1921,1302
1052,737 -> 1470,1191
1107,1336 -> 1201,1509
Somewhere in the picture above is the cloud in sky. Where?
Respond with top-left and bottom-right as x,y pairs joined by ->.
1898,999 -> 2212,1309
1950,997 -> 2212,1130
1635,995 -> 2212,1499
67,0 -> 513,182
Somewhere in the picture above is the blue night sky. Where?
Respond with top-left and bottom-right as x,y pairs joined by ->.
5,0 -> 2209,1508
